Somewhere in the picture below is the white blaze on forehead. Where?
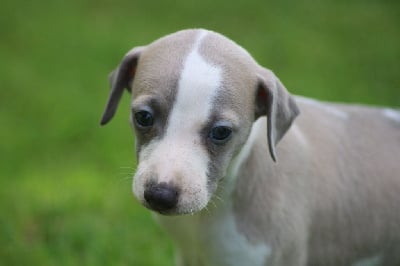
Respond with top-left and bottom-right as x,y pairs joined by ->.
154,30 -> 221,180
134,31 -> 223,210
166,30 -> 222,137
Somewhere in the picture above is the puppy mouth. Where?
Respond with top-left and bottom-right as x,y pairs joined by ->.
143,201 -> 203,216
143,203 -> 179,216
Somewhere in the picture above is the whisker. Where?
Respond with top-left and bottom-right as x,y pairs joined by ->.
212,190 -> 225,205
203,206 -> 211,216
119,175 -> 133,182
115,165 -> 137,183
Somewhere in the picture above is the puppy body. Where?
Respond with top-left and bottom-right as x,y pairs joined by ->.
158,101 -> 400,266
101,29 -> 400,265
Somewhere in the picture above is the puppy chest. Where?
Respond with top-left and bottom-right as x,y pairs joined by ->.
157,209 -> 271,266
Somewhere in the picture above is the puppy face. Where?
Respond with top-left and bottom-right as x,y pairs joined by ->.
131,31 -> 257,215
101,29 -> 299,215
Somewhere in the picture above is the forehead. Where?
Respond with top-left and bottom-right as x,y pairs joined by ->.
132,30 -> 258,122
170,32 -> 222,133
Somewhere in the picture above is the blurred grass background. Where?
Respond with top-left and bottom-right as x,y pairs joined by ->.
0,0 -> 399,265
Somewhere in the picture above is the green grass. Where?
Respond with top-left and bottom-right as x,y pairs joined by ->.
1,0 -> 399,265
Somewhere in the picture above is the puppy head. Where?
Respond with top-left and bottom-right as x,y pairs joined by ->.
101,29 -> 298,215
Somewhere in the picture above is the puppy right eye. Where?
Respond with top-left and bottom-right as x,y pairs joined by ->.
134,110 -> 154,128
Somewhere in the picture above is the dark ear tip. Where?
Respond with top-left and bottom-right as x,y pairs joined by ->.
271,153 -> 277,163
100,115 -> 111,126
267,137 -> 277,162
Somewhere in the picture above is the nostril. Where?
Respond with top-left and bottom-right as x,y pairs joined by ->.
144,182 -> 179,212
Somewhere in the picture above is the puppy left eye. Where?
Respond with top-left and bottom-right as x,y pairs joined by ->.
209,126 -> 232,144
134,110 -> 154,128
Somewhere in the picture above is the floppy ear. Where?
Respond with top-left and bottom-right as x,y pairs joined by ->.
255,68 -> 299,162
100,46 -> 145,126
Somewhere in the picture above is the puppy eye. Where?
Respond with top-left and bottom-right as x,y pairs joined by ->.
209,125 -> 232,144
134,110 -> 154,128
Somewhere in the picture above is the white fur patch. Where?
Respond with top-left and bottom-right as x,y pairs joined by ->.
156,30 -> 222,186
157,205 -> 271,266
133,30 -> 223,213
203,207 -> 272,266
352,254 -> 383,266
166,30 -> 221,139
383,108 -> 400,123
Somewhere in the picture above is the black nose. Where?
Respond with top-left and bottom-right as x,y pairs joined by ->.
144,182 -> 179,212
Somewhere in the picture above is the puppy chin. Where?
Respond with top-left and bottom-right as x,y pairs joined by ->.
147,205 -> 204,216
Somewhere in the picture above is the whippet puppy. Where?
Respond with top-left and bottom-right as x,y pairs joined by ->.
100,29 -> 400,266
